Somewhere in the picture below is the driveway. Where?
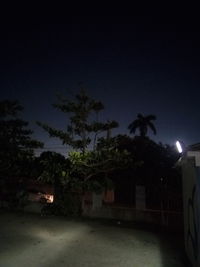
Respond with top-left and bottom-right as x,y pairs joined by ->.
0,212 -> 186,267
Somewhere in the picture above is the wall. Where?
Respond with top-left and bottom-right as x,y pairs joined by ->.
182,155 -> 200,267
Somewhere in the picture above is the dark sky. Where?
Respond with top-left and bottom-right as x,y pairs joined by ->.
1,14 -> 200,154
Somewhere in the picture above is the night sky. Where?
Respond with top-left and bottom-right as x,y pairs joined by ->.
1,14 -> 200,155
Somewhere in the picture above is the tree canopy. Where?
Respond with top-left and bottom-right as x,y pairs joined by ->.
37,89 -> 118,153
0,100 -> 43,179
128,113 -> 157,137
36,90 -> 138,196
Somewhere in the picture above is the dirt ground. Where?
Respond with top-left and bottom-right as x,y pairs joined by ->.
0,212 -> 186,267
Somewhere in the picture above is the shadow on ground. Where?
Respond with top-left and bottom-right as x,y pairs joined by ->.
83,219 -> 187,267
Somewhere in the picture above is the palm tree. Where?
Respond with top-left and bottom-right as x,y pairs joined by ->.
128,113 -> 157,137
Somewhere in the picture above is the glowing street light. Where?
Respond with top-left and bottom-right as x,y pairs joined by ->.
176,140 -> 183,153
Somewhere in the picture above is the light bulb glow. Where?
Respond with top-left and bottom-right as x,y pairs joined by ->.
176,141 -> 183,153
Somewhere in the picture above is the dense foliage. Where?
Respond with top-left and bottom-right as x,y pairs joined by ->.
36,91 -> 136,214
0,93 -> 182,215
37,90 -> 118,153
0,100 -> 43,209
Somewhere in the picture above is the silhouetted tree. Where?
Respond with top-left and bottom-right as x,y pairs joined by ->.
0,100 -> 43,209
37,89 -> 118,153
128,113 -> 156,137
37,90 -> 134,200
0,100 -> 43,179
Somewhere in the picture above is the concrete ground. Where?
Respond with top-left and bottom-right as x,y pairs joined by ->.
0,212 -> 186,267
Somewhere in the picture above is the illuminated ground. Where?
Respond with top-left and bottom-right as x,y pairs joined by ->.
0,212 -> 186,267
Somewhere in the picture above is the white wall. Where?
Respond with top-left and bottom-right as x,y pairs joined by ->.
182,155 -> 200,267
